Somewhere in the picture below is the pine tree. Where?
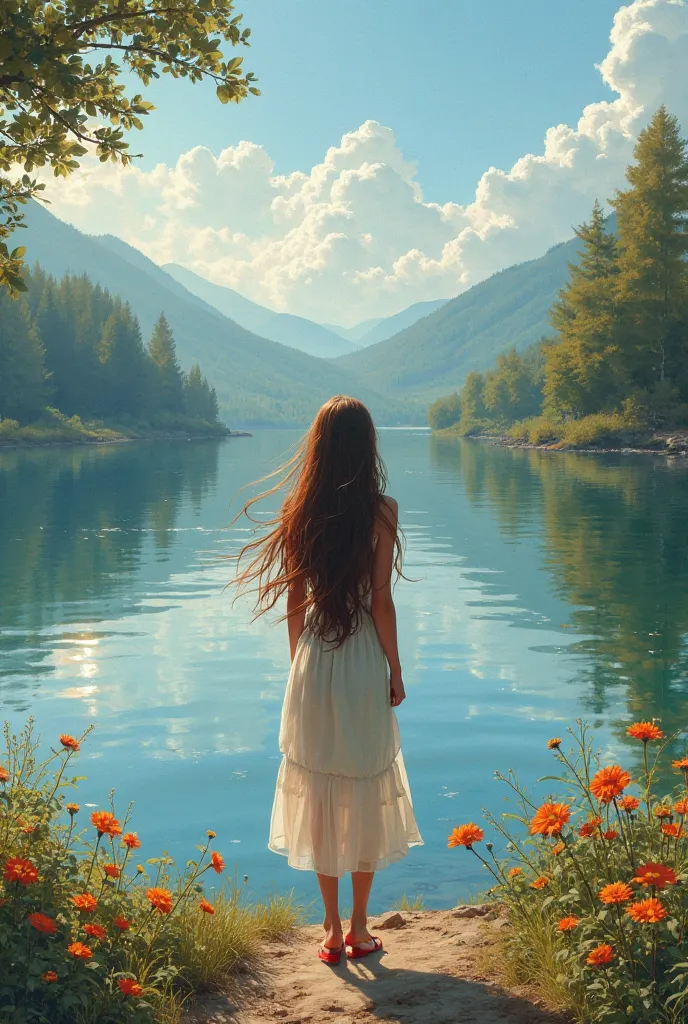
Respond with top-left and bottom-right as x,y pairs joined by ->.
36,276 -> 75,413
99,304 -> 148,419
544,201 -> 621,418
0,290 -> 45,421
148,313 -> 183,413
611,107 -> 688,396
183,364 -> 220,423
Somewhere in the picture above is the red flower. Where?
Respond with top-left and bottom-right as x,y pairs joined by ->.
633,863 -> 678,889
103,864 -> 120,879
42,971 -> 58,983
90,811 -> 121,837
68,942 -> 93,959
0,767 -> 9,782
529,802 -> 570,837
672,757 -> 688,770
530,876 -> 549,890
84,923 -> 106,941
146,887 -> 173,914
448,824 -> 484,849
121,832 -> 141,849
118,977 -> 143,997
675,799 -> 688,816
602,829 -> 618,841
626,722 -> 664,742
211,850 -> 225,874
590,765 -> 631,804
508,867 -> 522,878
662,822 -> 684,839
199,898 -> 215,914
578,816 -> 603,838
113,916 -> 131,931
654,805 -> 673,819
587,943 -> 615,967
3,856 -> 38,886
558,916 -> 580,932
28,912 -> 57,934
618,796 -> 640,812
71,893 -> 97,913
626,898 -> 667,923
59,734 -> 80,751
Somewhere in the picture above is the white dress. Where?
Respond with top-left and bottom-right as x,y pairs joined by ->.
268,562 -> 423,878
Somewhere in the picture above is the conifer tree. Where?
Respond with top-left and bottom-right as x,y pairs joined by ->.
544,201 -> 620,419
612,106 -> 688,396
99,304 -> 148,419
183,364 -> 220,423
148,313 -> 183,413
0,290 -> 44,420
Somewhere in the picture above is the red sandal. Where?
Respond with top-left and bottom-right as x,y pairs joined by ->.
346,936 -> 383,960
318,944 -> 344,965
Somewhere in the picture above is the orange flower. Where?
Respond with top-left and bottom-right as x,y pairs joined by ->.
84,923 -> 107,941
672,757 -> 688,770
675,799 -> 688,816
626,898 -> 667,923
508,867 -> 522,878
68,942 -> 93,959
626,721 -> 664,742
590,765 -> 631,804
530,876 -> 549,890
121,832 -> 141,849
586,943 -> 615,967
3,856 -> 38,886
206,830 -> 216,839
199,898 -> 215,914
103,864 -> 120,879
90,811 -> 121,837
618,796 -> 640,813
211,850 -> 225,874
118,977 -> 143,997
633,863 -> 678,889
547,738 -> 562,750
21,824 -> 37,835
552,842 -> 565,856
71,893 -> 97,913
113,916 -> 130,931
602,829 -> 618,841
0,767 -> 8,782
66,803 -> 80,815
529,802 -> 570,837
558,916 -> 580,932
59,734 -> 80,751
447,824 -> 485,849
578,816 -> 603,838
654,805 -> 672,819
42,971 -> 58,983
146,887 -> 173,914
662,823 -> 684,839
599,882 -> 634,905
28,912 -> 57,934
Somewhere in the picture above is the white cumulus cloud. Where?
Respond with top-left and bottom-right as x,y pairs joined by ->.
39,0 -> 688,325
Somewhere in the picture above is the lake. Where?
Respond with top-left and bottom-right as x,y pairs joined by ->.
1,431 -> 687,915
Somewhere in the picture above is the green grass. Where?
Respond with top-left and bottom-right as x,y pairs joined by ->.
506,411 -> 639,448
392,893 -> 426,912
0,408 -> 230,447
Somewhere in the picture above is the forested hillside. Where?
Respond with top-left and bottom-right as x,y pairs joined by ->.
0,266 -> 219,435
336,230 -> 584,398
17,203 -> 412,426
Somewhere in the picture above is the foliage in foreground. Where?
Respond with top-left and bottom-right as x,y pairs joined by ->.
449,722 -> 688,1023
0,722 -> 300,1023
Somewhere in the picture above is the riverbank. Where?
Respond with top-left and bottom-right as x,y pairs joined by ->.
185,907 -> 569,1024
0,415 -> 251,449
437,426 -> 688,457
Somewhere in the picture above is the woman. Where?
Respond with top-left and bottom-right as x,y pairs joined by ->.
235,396 -> 422,965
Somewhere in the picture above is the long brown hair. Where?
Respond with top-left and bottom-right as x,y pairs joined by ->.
232,396 -> 402,643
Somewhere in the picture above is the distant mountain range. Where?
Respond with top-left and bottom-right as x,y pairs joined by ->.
21,203 -> 411,426
337,232 -> 585,399
19,202 -> 588,424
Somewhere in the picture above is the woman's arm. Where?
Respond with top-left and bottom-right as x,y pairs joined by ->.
370,497 -> 406,707
286,576 -> 307,662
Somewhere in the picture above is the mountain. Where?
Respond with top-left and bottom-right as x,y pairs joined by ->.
162,263 -> 356,358
20,203 -> 411,426
358,298 -> 449,347
324,317 -> 384,342
336,232 -> 585,399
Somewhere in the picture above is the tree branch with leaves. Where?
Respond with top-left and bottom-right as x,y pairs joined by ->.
0,0 -> 259,294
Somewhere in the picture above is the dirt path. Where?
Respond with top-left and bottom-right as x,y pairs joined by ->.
187,909 -> 569,1024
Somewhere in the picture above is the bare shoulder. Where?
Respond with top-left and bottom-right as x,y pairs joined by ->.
381,494 -> 398,515
377,495 -> 398,533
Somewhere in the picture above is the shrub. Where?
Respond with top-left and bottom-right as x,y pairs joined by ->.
557,412 -> 634,448
0,721 -> 300,1023
448,721 -> 688,1023
506,416 -> 561,445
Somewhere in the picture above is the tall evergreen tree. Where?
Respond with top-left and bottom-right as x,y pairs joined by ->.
35,276 -> 75,413
148,313 -> 183,413
0,290 -> 45,420
99,305 -> 149,419
544,201 -> 621,419
183,364 -> 220,423
611,106 -> 688,395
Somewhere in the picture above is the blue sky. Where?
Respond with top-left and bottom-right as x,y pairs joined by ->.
137,0 -> 623,204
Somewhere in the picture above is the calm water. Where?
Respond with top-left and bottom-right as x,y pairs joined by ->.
1,431 -> 687,913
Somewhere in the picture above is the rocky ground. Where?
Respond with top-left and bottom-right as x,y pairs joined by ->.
184,907 -> 571,1024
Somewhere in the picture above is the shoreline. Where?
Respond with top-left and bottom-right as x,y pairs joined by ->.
437,429 -> 688,457
0,428 -> 252,451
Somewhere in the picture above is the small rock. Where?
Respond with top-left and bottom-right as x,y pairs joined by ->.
452,904 -> 490,919
376,912 -> 406,930
273,1010 -> 289,1019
